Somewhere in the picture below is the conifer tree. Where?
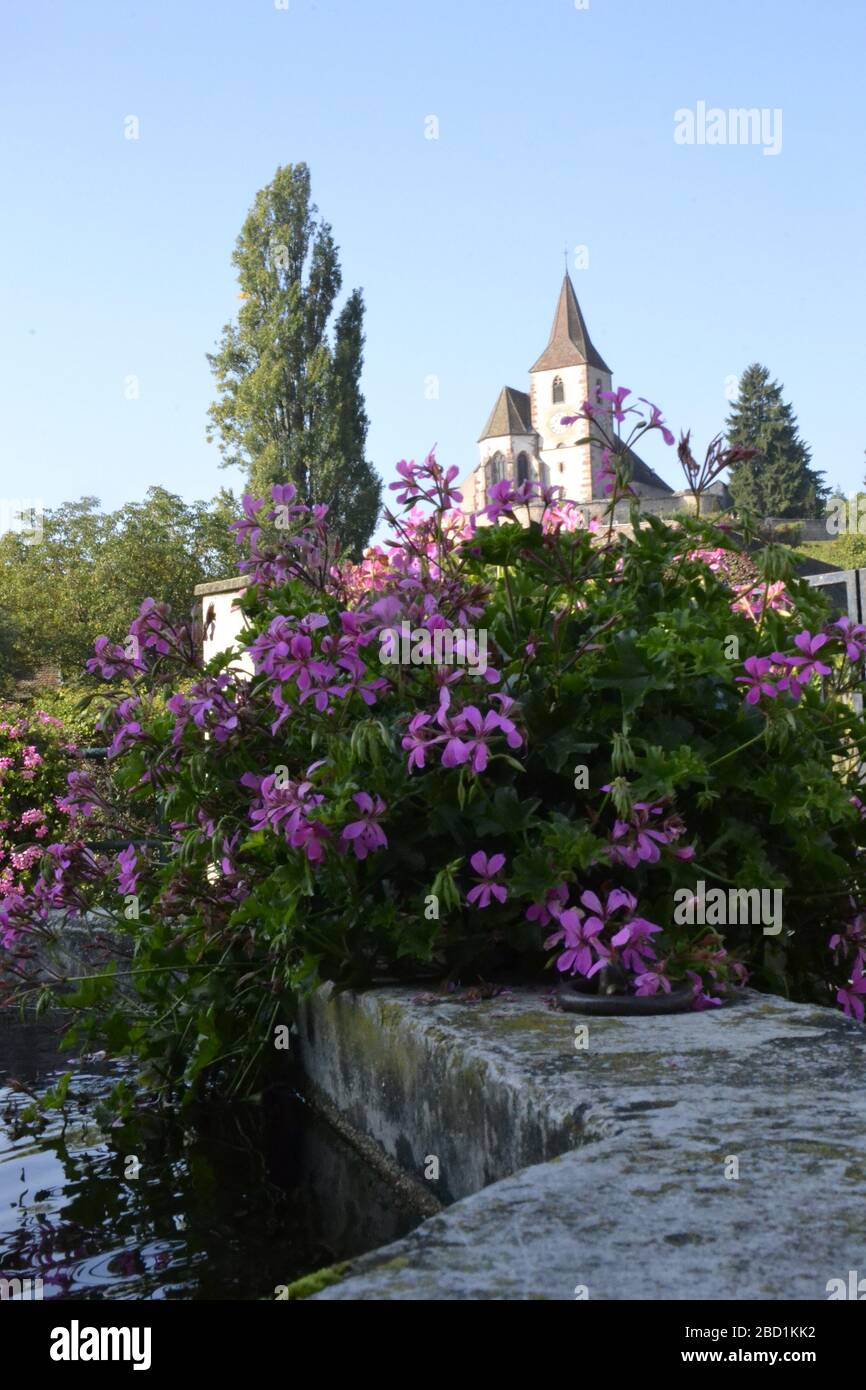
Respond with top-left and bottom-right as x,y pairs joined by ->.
726,363 -> 826,517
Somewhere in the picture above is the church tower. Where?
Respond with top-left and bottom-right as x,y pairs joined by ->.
460,270 -> 673,521
529,273 -> 613,502
473,386 -> 541,513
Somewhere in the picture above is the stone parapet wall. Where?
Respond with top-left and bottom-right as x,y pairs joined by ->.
295,984 -> 866,1300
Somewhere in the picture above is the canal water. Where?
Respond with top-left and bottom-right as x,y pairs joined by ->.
0,1011 -> 421,1300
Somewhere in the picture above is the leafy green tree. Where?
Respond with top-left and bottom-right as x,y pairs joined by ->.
0,488 -> 239,682
206,163 -> 381,554
0,609 -> 19,693
726,363 -> 826,518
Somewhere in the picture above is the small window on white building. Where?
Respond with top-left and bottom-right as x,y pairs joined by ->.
517,452 -> 530,484
552,376 -> 564,404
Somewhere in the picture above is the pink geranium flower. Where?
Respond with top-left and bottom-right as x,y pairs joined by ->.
686,970 -> 722,1010
771,632 -> 833,696
546,906 -> 608,978
638,398 -> 676,446
610,916 -> 662,973
116,845 -> 139,896
441,706 -> 517,774
526,883 -> 568,928
339,792 -> 388,861
401,711 -> 443,773
829,915 -> 866,971
466,851 -> 507,909
735,656 -> 778,705
832,616 -> 866,662
837,966 -> 866,1022
634,970 -> 672,996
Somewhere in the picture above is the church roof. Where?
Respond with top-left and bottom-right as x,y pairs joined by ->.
478,386 -> 534,442
620,441 -> 674,495
530,273 -> 611,374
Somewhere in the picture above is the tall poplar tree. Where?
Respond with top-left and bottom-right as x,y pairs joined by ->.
207,164 -> 381,553
726,363 -> 826,517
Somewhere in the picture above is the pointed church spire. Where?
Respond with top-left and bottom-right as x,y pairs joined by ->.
529,273 -> 611,374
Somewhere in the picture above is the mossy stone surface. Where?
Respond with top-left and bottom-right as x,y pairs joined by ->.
294,986 -> 866,1300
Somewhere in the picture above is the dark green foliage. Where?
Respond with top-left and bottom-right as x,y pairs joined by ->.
726,363 -> 827,518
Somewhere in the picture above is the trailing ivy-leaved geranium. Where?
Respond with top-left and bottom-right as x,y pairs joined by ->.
4,390 -> 866,1107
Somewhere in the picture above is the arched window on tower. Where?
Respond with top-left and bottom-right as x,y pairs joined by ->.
552,376 -> 564,404
489,452 -> 504,486
517,452 -> 530,484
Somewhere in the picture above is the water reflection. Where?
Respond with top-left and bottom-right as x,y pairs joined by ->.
0,1012 -> 420,1299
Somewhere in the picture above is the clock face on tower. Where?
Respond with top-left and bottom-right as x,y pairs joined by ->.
547,409 -> 574,436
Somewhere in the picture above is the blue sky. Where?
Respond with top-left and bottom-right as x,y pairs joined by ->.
1,0 -> 864,531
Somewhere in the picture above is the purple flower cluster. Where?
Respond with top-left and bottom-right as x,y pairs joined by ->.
525,883 -> 568,928
246,611 -> 388,725
116,845 -> 140,895
244,769 -> 389,867
830,913 -> 866,1020
388,453 -> 463,510
0,890 -> 38,950
100,696 -> 145,760
230,483 -> 333,589
737,622 -> 866,706
2,400 -> 860,1036
243,768 -> 330,864
86,636 -> 146,681
340,793 -> 388,861
0,715 -> 76,901
603,797 -> 695,869
830,913 -> 866,971
168,677 -> 239,744
402,689 -> 523,774
4,842 -> 106,930
837,968 -> 866,1021
129,598 -> 181,658
483,478 -> 535,523
56,770 -> 101,821
544,888 -> 662,984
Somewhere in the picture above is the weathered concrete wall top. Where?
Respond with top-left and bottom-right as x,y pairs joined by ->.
296,983 -> 612,1204
297,985 -> 866,1300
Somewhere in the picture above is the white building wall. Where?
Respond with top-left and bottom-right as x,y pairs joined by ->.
196,579 -> 254,676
